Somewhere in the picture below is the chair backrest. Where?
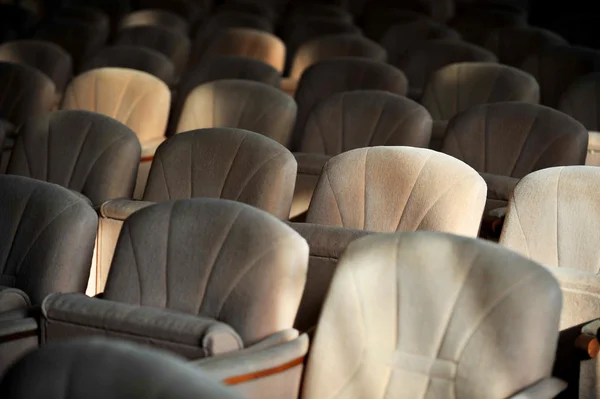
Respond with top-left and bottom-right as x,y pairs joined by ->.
521,45 -> 600,108
103,198 -> 308,345
500,166 -> 600,273
33,18 -> 106,71
449,7 -> 527,45
136,0 -> 205,22
306,147 -> 486,236
381,19 -> 461,66
293,58 -> 408,150
202,28 -> 286,73
484,26 -> 568,67
0,62 -> 55,130
559,72 -> 600,131
290,33 -> 387,79
144,128 -> 296,220
0,40 -> 73,94
302,231 -> 562,399
170,56 -> 281,135
7,110 -> 141,206
398,39 -> 498,95
283,17 -> 361,72
190,11 -> 274,66
421,62 -> 540,121
441,102 -> 588,178
116,25 -> 190,75
499,166 -> 600,329
82,45 -> 176,86
119,9 -> 189,35
176,79 -> 297,145
61,67 -> 171,145
0,175 -> 97,305
51,5 -> 111,43
362,7 -> 428,40
299,90 -> 432,154
0,338 -> 243,399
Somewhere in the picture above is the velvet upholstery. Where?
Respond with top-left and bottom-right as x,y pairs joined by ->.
7,110 -> 141,206
306,147 -> 486,237
33,18 -> 106,71
190,12 -> 274,66
398,40 -> 498,98
144,128 -> 296,220
292,58 -> 408,150
202,28 -> 285,73
136,0 -> 205,23
442,102 -> 588,205
0,338 -> 243,399
442,102 -> 588,178
500,166 -> 600,329
290,33 -> 387,79
484,26 -> 568,67
302,231 -> 564,399
170,56 -> 281,134
0,62 -> 55,133
0,40 -> 73,94
299,90 -> 432,154
0,175 -> 97,307
521,45 -> 600,108
283,17 -> 361,73
102,199 -> 308,346
422,63 -> 540,122
119,9 -> 189,35
381,20 -> 461,67
449,7 -> 527,45
82,45 -> 176,86
422,61 -> 541,150
116,25 -> 190,76
61,67 -> 170,148
176,80 -> 297,146
559,72 -> 600,131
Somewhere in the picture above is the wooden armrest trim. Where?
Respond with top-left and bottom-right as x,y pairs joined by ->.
223,356 -> 305,385
575,334 -> 599,358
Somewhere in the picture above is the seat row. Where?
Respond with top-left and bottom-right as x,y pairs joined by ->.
0,173 -> 574,398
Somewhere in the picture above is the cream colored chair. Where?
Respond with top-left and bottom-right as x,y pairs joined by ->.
176,79 -> 297,145
302,231 -> 565,399
291,90 -> 432,219
500,166 -> 600,331
500,166 -> 600,398
306,147 -> 486,237
61,67 -> 171,199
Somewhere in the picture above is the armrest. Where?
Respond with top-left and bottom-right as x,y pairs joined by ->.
99,198 -> 155,221
480,173 -> 520,202
41,293 -> 243,357
194,332 -> 309,385
281,77 -> 298,96
0,286 -> 31,313
575,319 -> 600,358
508,378 -> 567,398
293,153 -> 331,176
288,223 -> 371,259
140,136 -> 167,161
0,317 -> 38,341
